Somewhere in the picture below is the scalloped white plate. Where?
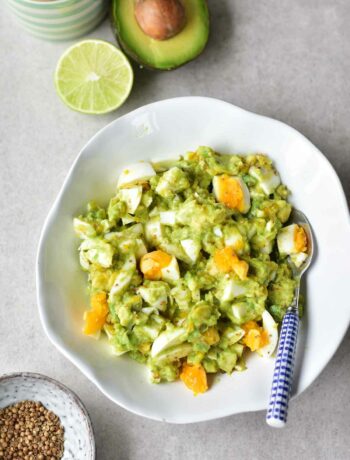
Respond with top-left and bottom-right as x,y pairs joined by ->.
37,97 -> 350,423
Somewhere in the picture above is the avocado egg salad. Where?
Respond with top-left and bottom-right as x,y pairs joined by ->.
73,147 -> 307,394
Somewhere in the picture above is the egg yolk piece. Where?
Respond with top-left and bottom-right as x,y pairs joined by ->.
214,247 -> 249,280
214,246 -> 235,273
180,363 -> 208,394
213,175 -> 250,213
242,321 -> 269,351
140,250 -> 172,280
83,291 -> 109,335
294,225 -> 308,253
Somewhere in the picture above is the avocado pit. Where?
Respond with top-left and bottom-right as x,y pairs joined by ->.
135,0 -> 186,40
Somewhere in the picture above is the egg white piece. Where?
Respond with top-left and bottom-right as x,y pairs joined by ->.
118,239 -> 135,254
261,240 -> 274,255
181,239 -> 201,262
154,343 -> 192,364
117,162 -> 156,188
259,173 -> 280,195
213,226 -> 223,237
161,256 -> 180,283
138,286 -> 167,311
231,303 -> 248,322
213,176 -> 251,213
109,254 -> 136,300
135,238 -> 148,259
143,324 -> 164,341
118,237 -> 146,258
73,217 -> 95,239
144,218 -> 163,245
151,327 -> 187,357
257,310 -> 279,358
237,178 -> 251,213
224,228 -> 245,252
249,166 -> 281,195
141,306 -> 156,316
160,211 -> 176,226
277,224 -> 301,255
290,252 -> 308,268
79,250 -> 90,271
223,327 -> 245,344
119,186 -> 142,214
121,215 -> 136,225
221,278 -> 248,302
79,239 -> 113,268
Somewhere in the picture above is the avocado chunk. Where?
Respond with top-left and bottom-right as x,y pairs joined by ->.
112,0 -> 210,70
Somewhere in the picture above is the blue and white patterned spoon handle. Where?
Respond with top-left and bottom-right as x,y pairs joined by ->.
266,308 -> 299,427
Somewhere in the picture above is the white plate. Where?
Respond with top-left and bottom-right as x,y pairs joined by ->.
37,97 -> 350,423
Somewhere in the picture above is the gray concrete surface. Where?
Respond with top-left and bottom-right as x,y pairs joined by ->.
1,1 -> 350,459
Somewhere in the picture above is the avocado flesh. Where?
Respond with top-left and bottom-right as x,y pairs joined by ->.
112,0 -> 210,70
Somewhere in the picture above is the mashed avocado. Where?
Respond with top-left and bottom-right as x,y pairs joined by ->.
74,147 -> 299,391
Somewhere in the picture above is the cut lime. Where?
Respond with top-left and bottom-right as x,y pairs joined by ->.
54,40 -> 133,114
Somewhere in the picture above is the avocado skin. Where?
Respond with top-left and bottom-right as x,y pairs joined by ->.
111,0 -> 210,71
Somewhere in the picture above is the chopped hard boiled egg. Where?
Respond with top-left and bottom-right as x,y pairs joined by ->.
140,251 -> 180,283
257,310 -> 279,358
79,238 -> 113,268
161,255 -> 180,283
290,251 -> 308,268
83,292 -> 108,336
155,167 -> 190,197
242,310 -> 278,358
135,239 -> 148,259
213,175 -> 250,213
151,326 -> 187,357
231,303 -> 248,322
73,218 -> 95,239
277,224 -> 308,255
181,239 -> 201,263
144,218 -> 163,245
117,162 -> 156,188
180,363 -> 208,394
119,186 -> 142,214
154,343 -> 192,364
214,247 -> 249,280
121,215 -> 136,225
220,277 -> 248,302
242,320 -> 269,352
140,250 -> 171,280
213,226 -> 223,237
109,255 -> 136,300
224,227 -> 245,252
138,283 -> 168,312
249,166 -> 281,195
160,211 -> 176,226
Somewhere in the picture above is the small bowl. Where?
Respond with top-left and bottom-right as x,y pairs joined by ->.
5,0 -> 108,41
0,372 -> 95,459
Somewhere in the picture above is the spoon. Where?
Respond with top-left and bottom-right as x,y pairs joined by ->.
266,209 -> 314,427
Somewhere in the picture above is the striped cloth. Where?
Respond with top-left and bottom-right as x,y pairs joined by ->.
5,0 -> 108,41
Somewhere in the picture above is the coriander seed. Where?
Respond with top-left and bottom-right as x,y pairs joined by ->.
0,401 -> 64,460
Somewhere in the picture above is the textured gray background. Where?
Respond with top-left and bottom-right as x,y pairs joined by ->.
1,1 -> 350,459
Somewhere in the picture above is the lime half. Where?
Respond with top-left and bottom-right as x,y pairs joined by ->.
55,40 -> 133,114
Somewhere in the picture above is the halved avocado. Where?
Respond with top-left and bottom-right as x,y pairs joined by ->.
112,0 -> 210,70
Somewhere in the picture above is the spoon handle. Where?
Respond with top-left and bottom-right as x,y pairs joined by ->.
266,308 -> 299,427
